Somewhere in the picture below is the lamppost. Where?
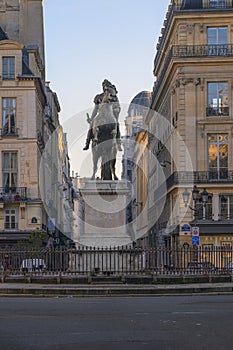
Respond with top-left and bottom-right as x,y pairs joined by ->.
182,185 -> 212,260
182,185 -> 210,219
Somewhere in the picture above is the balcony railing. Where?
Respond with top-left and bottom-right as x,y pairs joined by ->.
172,44 -> 233,58
206,106 -> 229,116
0,128 -> 19,137
174,2 -> 233,11
166,171 -> 233,189
4,223 -> 19,230
153,44 -> 233,100
154,1 -> 233,67
0,187 -> 27,202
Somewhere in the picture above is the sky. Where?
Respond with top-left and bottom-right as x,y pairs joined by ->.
43,0 -> 171,176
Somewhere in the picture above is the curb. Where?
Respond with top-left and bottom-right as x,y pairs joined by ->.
1,274 -> 232,285
0,283 -> 233,297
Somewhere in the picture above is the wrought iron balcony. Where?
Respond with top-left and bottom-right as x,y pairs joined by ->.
206,106 -> 229,116
153,44 -> 233,100
4,223 -> 19,230
166,171 -> 233,189
172,44 -> 233,58
0,128 -> 19,137
154,1 -> 233,66
174,1 -> 233,11
0,187 -> 27,202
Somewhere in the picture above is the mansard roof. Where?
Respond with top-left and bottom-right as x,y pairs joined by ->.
0,26 -> 8,41
22,48 -> 34,76
182,0 -> 203,8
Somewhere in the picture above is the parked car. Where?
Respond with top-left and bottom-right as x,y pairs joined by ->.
21,258 -> 46,273
223,262 -> 233,273
187,262 -> 217,272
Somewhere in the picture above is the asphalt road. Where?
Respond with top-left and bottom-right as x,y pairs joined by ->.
0,296 -> 232,350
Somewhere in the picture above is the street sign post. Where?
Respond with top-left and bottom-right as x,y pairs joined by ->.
192,226 -> 199,245
181,224 -> 191,233
192,236 -> 199,246
192,227 -> 199,237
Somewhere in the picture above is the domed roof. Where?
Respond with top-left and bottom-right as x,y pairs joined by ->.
130,91 -> 151,107
128,91 -> 152,117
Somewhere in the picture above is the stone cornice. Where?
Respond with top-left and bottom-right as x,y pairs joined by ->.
0,40 -> 24,50
17,75 -> 46,105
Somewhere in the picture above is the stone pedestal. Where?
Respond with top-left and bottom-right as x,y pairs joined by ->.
77,179 -> 131,247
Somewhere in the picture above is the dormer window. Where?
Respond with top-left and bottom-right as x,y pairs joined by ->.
2,57 -> 15,80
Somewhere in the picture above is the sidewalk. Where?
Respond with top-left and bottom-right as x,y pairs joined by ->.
0,282 -> 233,297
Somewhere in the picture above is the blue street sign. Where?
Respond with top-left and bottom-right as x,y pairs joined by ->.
181,224 -> 191,232
192,236 -> 199,246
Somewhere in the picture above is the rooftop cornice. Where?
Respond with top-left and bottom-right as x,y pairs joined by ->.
154,3 -> 233,76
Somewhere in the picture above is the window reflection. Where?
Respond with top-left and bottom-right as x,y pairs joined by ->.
207,82 -> 228,116
220,195 -> 233,220
2,98 -> 16,135
208,134 -> 228,179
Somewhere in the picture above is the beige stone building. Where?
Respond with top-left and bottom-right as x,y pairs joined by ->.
0,0 -> 73,246
146,0 -> 233,251
123,92 -> 151,242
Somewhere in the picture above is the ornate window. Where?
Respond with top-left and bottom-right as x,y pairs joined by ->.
208,27 -> 227,45
2,57 -> 15,80
196,199 -> 213,220
220,195 -> 233,220
208,134 -> 228,179
207,82 -> 228,116
4,208 -> 18,229
2,151 -> 18,189
207,27 -> 228,56
2,98 -> 16,135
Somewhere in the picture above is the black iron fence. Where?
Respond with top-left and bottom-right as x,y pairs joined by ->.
0,246 -> 232,276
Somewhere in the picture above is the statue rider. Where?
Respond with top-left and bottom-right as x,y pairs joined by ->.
83,79 -> 122,151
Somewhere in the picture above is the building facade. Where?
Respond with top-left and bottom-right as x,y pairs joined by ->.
123,91 -> 151,242
0,0 -> 73,246
147,0 -> 233,250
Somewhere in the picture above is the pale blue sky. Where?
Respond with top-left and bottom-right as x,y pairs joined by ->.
43,0 -> 171,176
44,0 -> 170,121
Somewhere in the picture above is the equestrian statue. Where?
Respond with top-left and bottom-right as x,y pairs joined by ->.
83,79 -> 122,180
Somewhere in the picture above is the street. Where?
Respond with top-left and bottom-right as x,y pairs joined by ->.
0,295 -> 232,350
